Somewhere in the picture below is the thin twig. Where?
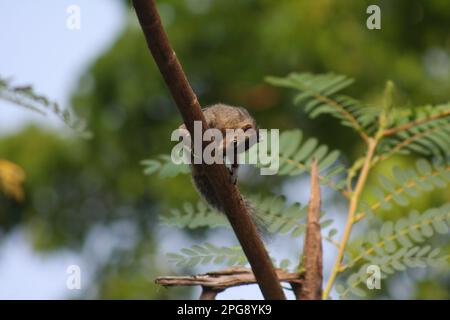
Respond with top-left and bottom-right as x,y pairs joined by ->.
312,94 -> 369,143
382,110 -> 450,137
373,124 -> 446,166
132,0 -> 285,299
322,137 -> 378,299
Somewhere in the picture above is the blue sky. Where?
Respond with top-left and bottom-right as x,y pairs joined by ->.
0,0 -> 125,299
0,0 -> 125,134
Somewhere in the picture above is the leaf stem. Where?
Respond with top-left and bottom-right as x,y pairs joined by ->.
322,137 -> 378,299
382,110 -> 450,137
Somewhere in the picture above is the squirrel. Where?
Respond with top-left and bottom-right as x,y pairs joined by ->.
178,103 -> 265,232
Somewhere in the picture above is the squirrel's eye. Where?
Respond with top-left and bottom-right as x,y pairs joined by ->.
243,124 -> 253,132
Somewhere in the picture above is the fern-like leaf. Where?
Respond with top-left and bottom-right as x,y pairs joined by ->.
161,195 -> 311,238
357,159 -> 450,221
167,243 -> 247,267
266,73 -> 380,138
378,104 -> 450,162
0,76 -> 90,138
247,129 -> 345,192
141,155 -> 190,178
386,104 -> 450,134
344,203 -> 450,271
161,201 -> 226,228
337,245 -> 448,299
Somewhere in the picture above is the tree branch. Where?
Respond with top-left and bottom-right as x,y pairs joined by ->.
132,0 -> 285,300
199,287 -> 223,300
156,267 -> 302,294
298,159 -> 323,300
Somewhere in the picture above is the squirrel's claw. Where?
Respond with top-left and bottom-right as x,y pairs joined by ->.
229,164 -> 239,185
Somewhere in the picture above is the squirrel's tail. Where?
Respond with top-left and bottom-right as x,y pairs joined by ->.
242,197 -> 269,237
192,167 -> 268,237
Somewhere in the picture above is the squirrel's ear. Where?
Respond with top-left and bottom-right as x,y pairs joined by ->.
205,115 -> 216,128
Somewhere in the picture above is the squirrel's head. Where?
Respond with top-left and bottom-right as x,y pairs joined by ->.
230,108 -> 260,153
202,104 -> 259,154
177,103 -> 260,158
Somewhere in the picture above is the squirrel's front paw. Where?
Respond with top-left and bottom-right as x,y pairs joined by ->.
228,168 -> 238,185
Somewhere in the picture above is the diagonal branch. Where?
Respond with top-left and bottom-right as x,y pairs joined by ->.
323,137 -> 378,299
132,0 -> 285,300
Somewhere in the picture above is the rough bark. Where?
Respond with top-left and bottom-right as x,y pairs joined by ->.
298,160 -> 323,299
132,0 -> 285,300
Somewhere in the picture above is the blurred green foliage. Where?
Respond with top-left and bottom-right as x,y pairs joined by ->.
0,0 -> 449,299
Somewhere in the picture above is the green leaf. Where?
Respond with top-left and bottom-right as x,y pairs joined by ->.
267,73 -> 379,134
362,160 -> 449,219
345,203 -> 450,274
